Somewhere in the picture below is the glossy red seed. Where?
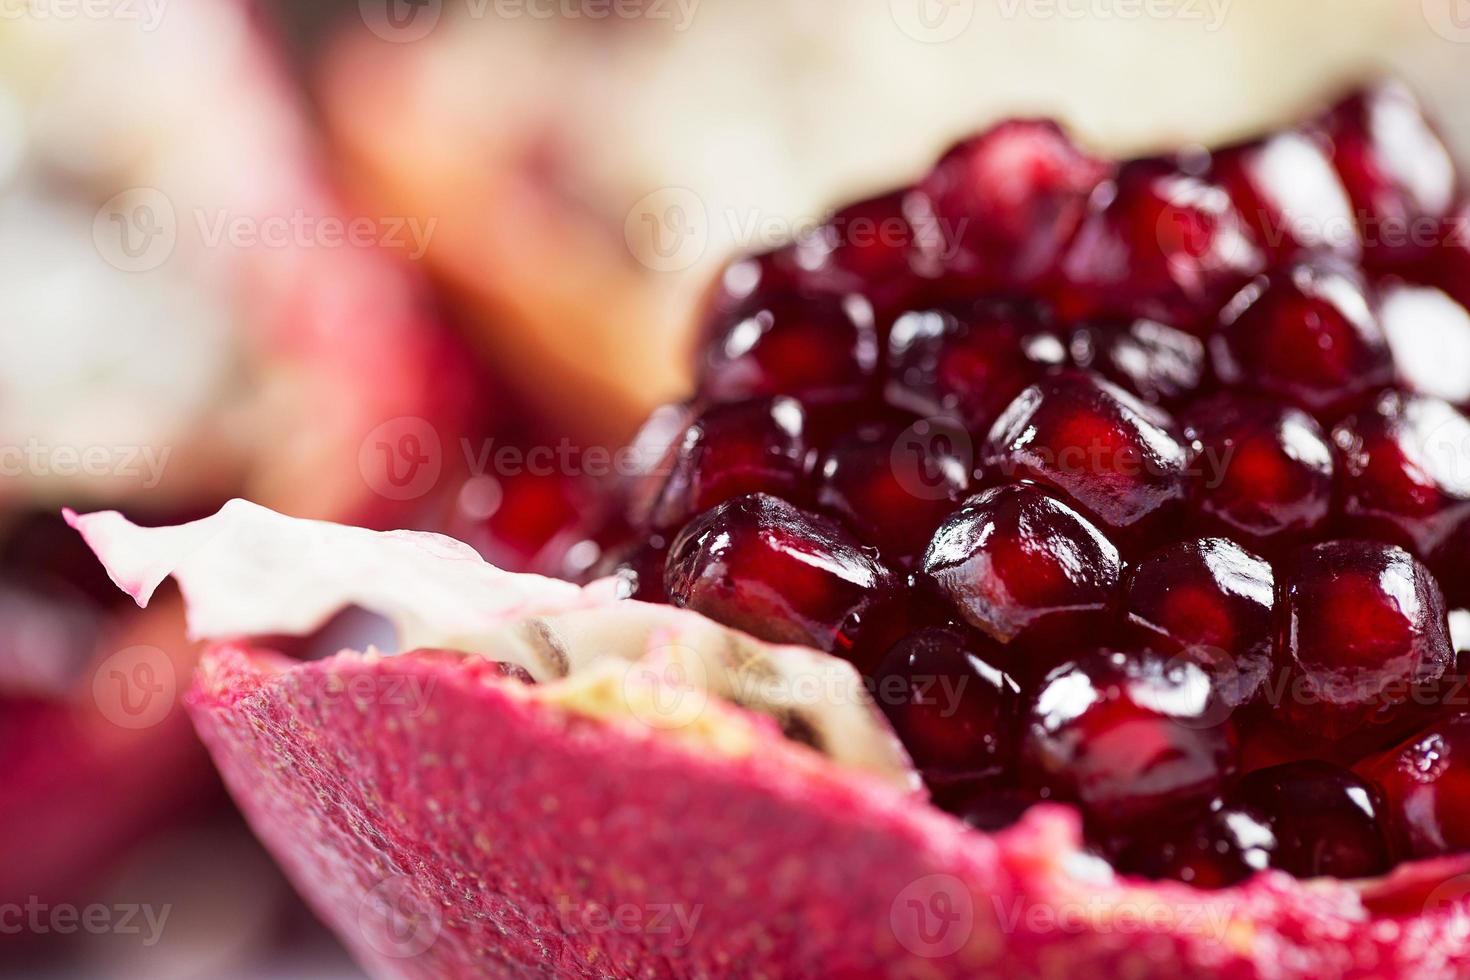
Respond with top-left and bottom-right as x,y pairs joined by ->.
1233,761 -> 1391,878
1021,650 -> 1236,829
1379,282 -> 1470,406
1126,537 -> 1273,708
1358,712 -> 1470,858
922,484 -> 1121,662
885,301 -> 1067,434
814,418 -> 971,564
919,119 -> 1109,290
982,370 -> 1190,542
1274,540 -> 1452,738
1211,130 -> 1361,263
1055,157 -> 1264,328
590,536 -> 670,603
1183,392 -> 1335,547
664,493 -> 895,654
1316,80 -> 1458,269
874,625 -> 1020,775
1067,318 -> 1207,407
1113,804 -> 1277,888
791,190 -> 935,320
1333,392 -> 1470,558
930,779 -> 1040,833
1212,262 -> 1394,418
696,290 -> 879,406
636,396 -> 808,532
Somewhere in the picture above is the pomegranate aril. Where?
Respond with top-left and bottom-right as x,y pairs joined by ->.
1067,318 -> 1207,408
874,625 -> 1020,775
636,396 -> 808,532
921,483 -> 1121,663
1021,650 -> 1236,830
1054,156 -> 1264,327
1332,391 -> 1470,558
1233,761 -> 1391,879
1183,392 -> 1335,547
1210,130 -> 1360,263
982,370 -> 1190,542
930,778 -> 1040,833
590,536 -> 669,603
814,418 -> 971,564
1358,712 -> 1470,859
1379,281 -> 1470,406
1113,804 -> 1277,888
696,289 -> 878,406
1274,540 -> 1452,739
1316,80 -> 1458,270
664,493 -> 895,655
791,190 -> 934,320
1126,537 -> 1273,708
1212,261 -> 1393,419
918,119 -> 1109,290
885,301 -> 1067,434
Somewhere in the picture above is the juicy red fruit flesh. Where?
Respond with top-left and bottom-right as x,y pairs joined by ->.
581,81 -> 1470,890
664,493 -> 895,654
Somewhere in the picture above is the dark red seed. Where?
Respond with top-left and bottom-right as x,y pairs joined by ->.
1212,261 -> 1394,418
1333,391 -> 1470,558
885,301 -> 1068,434
874,625 -> 1020,775
1211,129 -> 1361,264
1054,157 -> 1264,328
664,493 -> 895,655
814,419 -> 971,564
696,290 -> 879,406
589,536 -> 670,603
930,778 -> 1040,833
918,119 -> 1109,290
635,396 -> 808,532
1067,317 -> 1207,407
1021,650 -> 1237,830
1183,392 -> 1335,547
1357,712 -> 1470,859
1316,80 -> 1458,270
1126,537 -> 1274,708
982,370 -> 1190,542
1233,761 -> 1391,879
791,190 -> 936,320
1274,540 -> 1452,738
922,484 -> 1121,663
1112,804 -> 1277,888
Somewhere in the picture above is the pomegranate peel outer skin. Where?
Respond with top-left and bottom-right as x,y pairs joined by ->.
191,643 -> 1470,980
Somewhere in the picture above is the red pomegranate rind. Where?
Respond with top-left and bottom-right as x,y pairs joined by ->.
191,644 -> 1470,979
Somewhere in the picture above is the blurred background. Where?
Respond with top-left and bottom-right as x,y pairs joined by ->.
1,0 -> 1468,975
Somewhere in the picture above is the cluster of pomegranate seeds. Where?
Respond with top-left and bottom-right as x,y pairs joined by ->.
574,80 -> 1470,887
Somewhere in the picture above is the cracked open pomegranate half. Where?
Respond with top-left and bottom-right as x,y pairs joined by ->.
74,80 -> 1470,977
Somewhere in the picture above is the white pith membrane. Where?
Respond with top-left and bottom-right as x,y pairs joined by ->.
67,499 -> 919,792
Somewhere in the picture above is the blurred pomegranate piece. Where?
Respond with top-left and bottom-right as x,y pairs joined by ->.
1379,281 -> 1470,406
1054,157 -> 1264,328
919,120 -> 1109,290
1359,713 -> 1470,858
1233,761 -> 1391,879
1066,318 -> 1207,407
1316,80 -> 1458,270
1212,261 -> 1393,419
665,493 -> 896,655
1211,130 -> 1360,263
886,301 -> 1067,433
1113,804 -> 1277,888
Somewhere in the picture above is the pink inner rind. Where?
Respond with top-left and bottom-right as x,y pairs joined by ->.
190,644 -> 1470,979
